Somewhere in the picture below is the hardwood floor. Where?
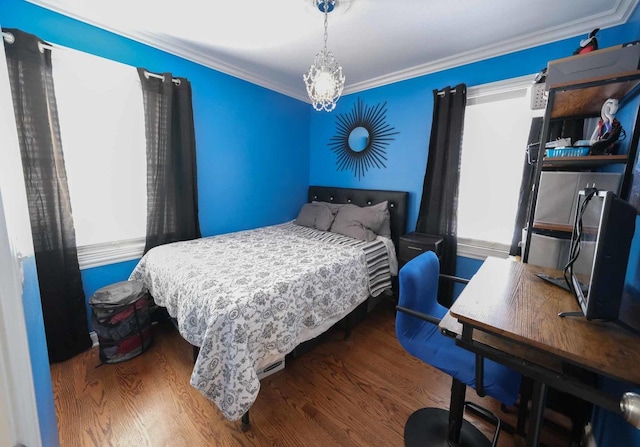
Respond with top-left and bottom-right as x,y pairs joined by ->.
51,300 -> 572,446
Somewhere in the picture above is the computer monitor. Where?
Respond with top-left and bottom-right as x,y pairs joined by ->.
564,189 -> 636,321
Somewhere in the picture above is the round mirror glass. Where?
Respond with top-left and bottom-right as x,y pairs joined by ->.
348,127 -> 370,152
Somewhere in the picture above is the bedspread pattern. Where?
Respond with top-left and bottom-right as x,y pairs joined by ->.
283,223 -> 393,296
129,222 -> 391,420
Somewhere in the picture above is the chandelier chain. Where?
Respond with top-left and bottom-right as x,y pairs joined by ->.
323,0 -> 329,50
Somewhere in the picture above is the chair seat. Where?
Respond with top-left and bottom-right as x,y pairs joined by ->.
398,317 -> 519,406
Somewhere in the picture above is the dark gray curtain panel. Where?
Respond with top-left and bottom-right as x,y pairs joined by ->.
4,28 -> 91,363
137,68 -> 200,253
415,84 -> 467,307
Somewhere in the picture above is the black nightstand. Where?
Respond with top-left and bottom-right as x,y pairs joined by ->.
398,232 -> 443,268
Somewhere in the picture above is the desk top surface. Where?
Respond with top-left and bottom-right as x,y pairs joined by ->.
441,257 -> 640,386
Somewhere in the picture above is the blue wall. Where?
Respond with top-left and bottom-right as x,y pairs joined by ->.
2,0 -> 640,445
20,257 -> 58,447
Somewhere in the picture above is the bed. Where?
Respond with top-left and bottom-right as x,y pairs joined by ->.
129,186 -> 408,423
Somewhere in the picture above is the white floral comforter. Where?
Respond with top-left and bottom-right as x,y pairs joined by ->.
129,222 -> 392,421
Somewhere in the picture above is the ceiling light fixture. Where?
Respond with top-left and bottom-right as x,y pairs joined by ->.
303,0 -> 345,112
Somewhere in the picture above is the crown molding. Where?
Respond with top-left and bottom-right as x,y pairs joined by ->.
344,0 -> 639,95
129,32 -> 311,102
27,0 -> 639,102
466,73 -> 537,98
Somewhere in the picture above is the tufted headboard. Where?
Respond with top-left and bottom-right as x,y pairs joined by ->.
308,185 -> 409,251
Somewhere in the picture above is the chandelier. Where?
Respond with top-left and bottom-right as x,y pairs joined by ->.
303,0 -> 345,112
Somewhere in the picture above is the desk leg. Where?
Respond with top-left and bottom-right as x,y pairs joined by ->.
527,381 -> 548,447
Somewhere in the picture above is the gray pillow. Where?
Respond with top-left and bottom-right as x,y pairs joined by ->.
313,201 -> 344,215
369,201 -> 391,238
294,202 -> 335,231
330,203 -> 388,241
314,200 -> 389,236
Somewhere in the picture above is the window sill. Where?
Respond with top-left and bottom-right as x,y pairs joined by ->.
78,237 -> 509,268
77,238 -> 145,270
457,237 -> 511,261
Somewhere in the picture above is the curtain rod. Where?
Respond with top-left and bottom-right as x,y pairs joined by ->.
2,31 -> 54,52
2,31 -> 14,44
2,32 -> 182,85
144,70 -> 181,86
436,88 -> 457,96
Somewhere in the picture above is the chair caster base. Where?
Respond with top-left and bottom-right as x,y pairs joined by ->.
404,407 -> 491,447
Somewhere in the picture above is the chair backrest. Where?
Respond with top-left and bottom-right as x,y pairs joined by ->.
398,251 -> 447,325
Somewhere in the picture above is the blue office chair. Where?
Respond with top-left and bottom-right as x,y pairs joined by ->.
396,251 -> 521,447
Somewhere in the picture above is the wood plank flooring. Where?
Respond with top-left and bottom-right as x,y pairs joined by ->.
51,300 -> 571,446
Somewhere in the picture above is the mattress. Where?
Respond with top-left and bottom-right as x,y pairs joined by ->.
129,222 -> 395,420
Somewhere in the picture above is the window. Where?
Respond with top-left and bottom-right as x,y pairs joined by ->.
457,75 -> 544,259
51,47 -> 147,269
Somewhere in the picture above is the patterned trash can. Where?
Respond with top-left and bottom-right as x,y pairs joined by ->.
89,280 -> 152,364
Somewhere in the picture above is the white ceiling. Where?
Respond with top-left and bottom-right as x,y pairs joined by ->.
27,0 -> 639,102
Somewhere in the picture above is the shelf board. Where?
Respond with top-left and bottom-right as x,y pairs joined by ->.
532,222 -> 573,233
532,223 -> 598,235
541,154 -> 628,169
549,70 -> 640,119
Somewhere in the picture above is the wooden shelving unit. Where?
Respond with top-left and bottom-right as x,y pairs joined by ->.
531,222 -> 573,233
541,154 -> 628,169
522,66 -> 640,263
549,70 -> 640,119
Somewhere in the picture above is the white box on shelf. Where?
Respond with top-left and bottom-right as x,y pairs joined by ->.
524,229 -> 594,276
545,44 -> 640,90
534,172 -> 622,227
524,230 -> 569,270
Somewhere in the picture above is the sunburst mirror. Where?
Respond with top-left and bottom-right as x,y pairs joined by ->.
328,98 -> 398,180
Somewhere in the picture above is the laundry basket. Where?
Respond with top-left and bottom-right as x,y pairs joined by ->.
89,280 -> 152,364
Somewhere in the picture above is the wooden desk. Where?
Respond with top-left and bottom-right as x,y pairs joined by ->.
440,257 -> 640,446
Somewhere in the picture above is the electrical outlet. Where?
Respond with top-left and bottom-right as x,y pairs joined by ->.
531,83 -> 547,110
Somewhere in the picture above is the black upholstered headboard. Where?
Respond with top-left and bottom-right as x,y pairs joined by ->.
308,185 -> 409,251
